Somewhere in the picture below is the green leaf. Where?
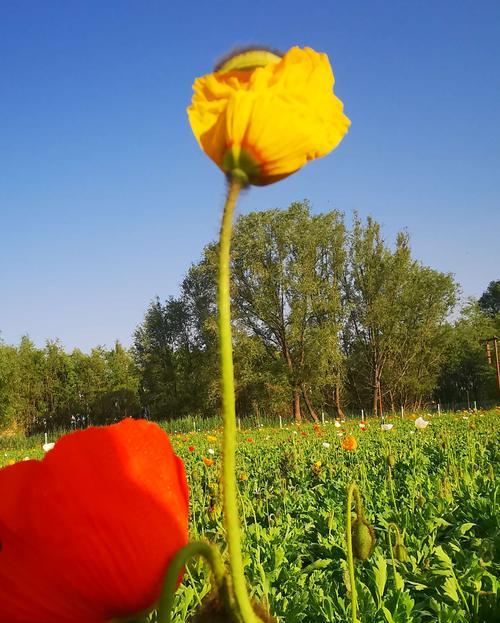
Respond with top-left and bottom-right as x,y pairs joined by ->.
443,577 -> 460,603
373,552 -> 387,601
458,522 -> 475,535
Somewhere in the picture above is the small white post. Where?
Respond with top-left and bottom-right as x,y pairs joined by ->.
279,414 -> 283,429
44,432 -> 48,445
361,409 -> 364,420
401,405 -> 404,419
238,417 -> 241,431
438,403 -> 441,415
321,409 -> 325,425
193,418 -> 196,432
473,400 -> 477,412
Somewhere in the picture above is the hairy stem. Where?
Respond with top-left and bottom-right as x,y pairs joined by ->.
218,179 -> 260,623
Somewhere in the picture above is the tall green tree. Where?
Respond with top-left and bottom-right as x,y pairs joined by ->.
478,280 -> 500,318
437,302 -> 500,406
344,216 -> 456,414
230,202 -> 346,422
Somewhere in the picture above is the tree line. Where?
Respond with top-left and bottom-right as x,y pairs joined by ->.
1,203 -> 499,432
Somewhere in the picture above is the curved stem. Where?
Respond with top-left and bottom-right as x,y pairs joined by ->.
346,483 -> 360,623
157,541 -> 226,623
218,179 -> 259,623
387,523 -> 399,581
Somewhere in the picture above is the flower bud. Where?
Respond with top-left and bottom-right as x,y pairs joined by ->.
351,517 -> 375,560
416,494 -> 426,508
190,592 -> 275,623
393,543 -> 409,562
387,454 -> 396,468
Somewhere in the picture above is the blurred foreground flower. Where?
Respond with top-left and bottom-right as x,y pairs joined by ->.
0,419 -> 189,623
381,423 -> 394,431
188,46 -> 350,186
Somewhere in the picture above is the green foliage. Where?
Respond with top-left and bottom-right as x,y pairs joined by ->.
437,303 -> 500,406
134,203 -> 459,423
1,204 -> 496,430
478,280 -> 500,319
0,338 -> 139,432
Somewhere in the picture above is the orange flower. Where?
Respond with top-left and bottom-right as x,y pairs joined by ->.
188,46 -> 350,186
342,435 -> 358,451
203,457 -> 214,466
246,437 -> 254,443
0,419 -> 189,622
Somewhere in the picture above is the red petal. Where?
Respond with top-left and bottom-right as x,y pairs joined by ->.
0,419 -> 189,622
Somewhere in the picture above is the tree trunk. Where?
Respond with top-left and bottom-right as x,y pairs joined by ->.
372,379 -> 379,418
302,386 -> 319,422
334,384 -> 345,419
292,389 -> 302,423
389,390 -> 395,414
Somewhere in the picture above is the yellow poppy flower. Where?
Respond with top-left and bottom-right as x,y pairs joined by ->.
188,46 -> 350,186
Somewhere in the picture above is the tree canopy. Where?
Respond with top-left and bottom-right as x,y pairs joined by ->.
1,203 -> 497,432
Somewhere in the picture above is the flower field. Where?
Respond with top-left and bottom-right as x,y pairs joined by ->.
3,410 -> 499,622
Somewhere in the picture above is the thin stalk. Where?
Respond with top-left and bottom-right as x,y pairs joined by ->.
158,541 -> 227,622
346,483 -> 360,623
387,523 -> 400,583
387,466 -> 399,517
218,178 -> 259,623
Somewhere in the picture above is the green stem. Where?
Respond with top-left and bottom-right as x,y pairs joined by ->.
346,483 -> 360,623
387,523 -> 400,580
218,178 -> 259,623
387,466 -> 398,517
157,541 -> 226,623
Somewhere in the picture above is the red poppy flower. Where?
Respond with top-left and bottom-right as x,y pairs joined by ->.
188,445 -> 195,452
0,418 -> 189,623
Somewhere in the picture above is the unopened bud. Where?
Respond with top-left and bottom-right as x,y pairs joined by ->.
393,543 -> 409,562
387,454 -> 396,468
351,517 -> 375,560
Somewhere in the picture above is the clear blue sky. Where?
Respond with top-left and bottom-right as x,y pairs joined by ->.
1,1 -> 499,351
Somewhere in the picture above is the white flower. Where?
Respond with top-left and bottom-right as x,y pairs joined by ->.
409,430 -> 415,435
208,448 -> 215,455
462,416 -> 469,420
415,416 -> 429,429
42,442 -> 55,452
293,431 -> 298,435
322,442 -> 331,448
381,423 -> 393,431
334,420 -> 341,428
